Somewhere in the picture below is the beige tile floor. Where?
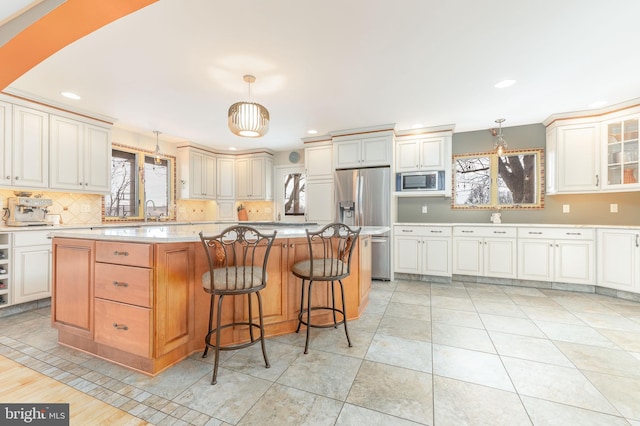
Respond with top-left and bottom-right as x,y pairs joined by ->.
1,279 -> 640,425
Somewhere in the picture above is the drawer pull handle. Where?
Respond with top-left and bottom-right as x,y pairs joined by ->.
636,234 -> 639,247
113,323 -> 128,331
493,231 -> 507,234
565,232 -> 581,236
401,229 -> 413,233
113,251 -> 129,256
112,281 -> 129,288
461,230 -> 473,233
528,232 -> 542,235
430,230 -> 442,233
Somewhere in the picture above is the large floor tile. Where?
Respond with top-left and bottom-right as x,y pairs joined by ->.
238,383 -> 343,426
395,281 -> 431,294
384,301 -> 431,322
584,370 -> 640,421
480,313 -> 546,338
533,319 -> 618,348
472,300 -> 527,318
336,403 -> 423,426
221,340 -> 301,381
346,360 -> 433,424
489,331 -> 573,367
430,295 -> 476,312
518,304 -> 585,325
365,334 -> 432,373
390,291 -> 431,307
502,357 -> 619,415
597,328 -> 640,352
574,311 -> 640,332
432,323 -> 495,353
521,395 -> 630,426
277,350 -> 362,400
433,375 -> 530,426
431,307 -> 484,329
555,341 -> 640,380
432,344 -> 513,391
348,312 -> 383,333
376,315 -> 431,342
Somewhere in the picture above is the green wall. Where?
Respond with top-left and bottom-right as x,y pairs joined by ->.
397,124 -> 640,225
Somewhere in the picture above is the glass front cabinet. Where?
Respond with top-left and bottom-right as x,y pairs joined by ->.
604,116 -> 639,189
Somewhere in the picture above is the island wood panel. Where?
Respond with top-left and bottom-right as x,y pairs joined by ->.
52,238 -> 95,339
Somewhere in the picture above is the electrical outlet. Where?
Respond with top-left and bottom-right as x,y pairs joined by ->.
80,204 -> 90,213
610,203 -> 618,213
421,205 -> 428,214
562,204 -> 570,213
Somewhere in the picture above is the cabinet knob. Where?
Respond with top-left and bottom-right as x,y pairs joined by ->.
5,176 -> 9,180
14,176 -> 19,180
290,244 -> 295,248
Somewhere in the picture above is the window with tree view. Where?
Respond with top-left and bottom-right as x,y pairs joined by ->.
284,173 -> 305,215
453,149 -> 543,209
105,147 -> 175,220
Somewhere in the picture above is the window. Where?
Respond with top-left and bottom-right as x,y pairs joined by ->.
284,173 -> 305,216
453,148 -> 544,209
104,146 -> 175,220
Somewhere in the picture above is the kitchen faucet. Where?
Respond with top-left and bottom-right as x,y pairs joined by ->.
144,199 -> 156,222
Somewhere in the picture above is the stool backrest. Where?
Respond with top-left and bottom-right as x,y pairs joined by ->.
199,226 -> 277,292
305,223 -> 361,280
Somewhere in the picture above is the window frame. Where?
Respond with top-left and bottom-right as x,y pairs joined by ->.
103,144 -> 176,222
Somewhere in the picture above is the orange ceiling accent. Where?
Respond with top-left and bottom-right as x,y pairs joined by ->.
0,0 -> 157,90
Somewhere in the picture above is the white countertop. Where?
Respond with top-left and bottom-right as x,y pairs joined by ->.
47,223 -> 390,243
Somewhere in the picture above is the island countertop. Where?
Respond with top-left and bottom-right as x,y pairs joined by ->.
49,223 -> 390,242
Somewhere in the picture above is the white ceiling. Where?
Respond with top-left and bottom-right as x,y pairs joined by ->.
6,0 -> 640,151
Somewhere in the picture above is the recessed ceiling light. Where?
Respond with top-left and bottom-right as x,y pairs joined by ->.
494,80 -> 516,89
588,100 -> 608,108
412,124 -> 424,129
229,147 -> 237,151
307,129 -> 318,135
61,91 -> 80,100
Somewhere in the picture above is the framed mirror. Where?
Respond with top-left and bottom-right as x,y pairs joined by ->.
453,148 -> 544,209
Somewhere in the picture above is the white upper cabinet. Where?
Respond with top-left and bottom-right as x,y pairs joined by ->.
0,101 -> 11,188
602,115 -> 639,190
216,156 -> 235,199
12,105 -> 49,189
236,154 -> 273,200
333,135 -> 392,169
395,136 -> 449,172
50,114 -> 111,193
304,143 -> 333,180
177,147 -> 217,200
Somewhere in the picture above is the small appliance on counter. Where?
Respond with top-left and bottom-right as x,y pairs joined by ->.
6,196 -> 54,227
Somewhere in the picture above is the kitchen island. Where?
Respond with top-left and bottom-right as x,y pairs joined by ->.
50,223 -> 384,375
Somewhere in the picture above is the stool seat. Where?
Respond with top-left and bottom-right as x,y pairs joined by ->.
202,267 -> 267,292
292,223 -> 360,354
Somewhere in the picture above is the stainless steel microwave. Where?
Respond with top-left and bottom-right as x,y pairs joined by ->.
396,171 -> 445,191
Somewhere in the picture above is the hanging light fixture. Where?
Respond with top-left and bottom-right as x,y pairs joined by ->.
493,118 -> 508,156
228,74 -> 269,138
153,130 -> 162,165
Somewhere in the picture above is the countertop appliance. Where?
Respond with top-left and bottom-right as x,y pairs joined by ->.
6,197 -> 53,227
335,166 -> 390,280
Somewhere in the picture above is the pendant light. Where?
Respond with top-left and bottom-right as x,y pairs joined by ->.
153,130 -> 162,165
493,118 -> 507,156
228,74 -> 269,138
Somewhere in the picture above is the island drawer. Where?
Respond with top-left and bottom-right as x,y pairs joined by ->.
395,225 -> 451,237
96,241 -> 153,267
454,226 -> 517,238
95,263 -> 152,308
94,298 -> 151,358
517,227 -> 595,240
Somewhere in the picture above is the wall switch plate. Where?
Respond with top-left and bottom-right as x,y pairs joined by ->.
610,203 -> 618,213
80,204 -> 90,213
422,205 -> 428,214
562,204 -> 570,213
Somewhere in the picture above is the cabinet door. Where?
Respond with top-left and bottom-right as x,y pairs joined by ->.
50,115 -> 83,191
216,200 -> 236,221
419,138 -> 445,169
0,100 -> 12,187
12,245 -> 51,304
597,229 -> 639,292
453,238 -> 482,275
394,235 -> 421,274
557,123 -> 600,192
305,180 -> 334,223
189,151 -> 205,198
555,239 -> 594,284
52,238 -> 94,338
518,239 -> 554,281
13,105 -> 48,188
235,158 -> 250,198
334,140 -> 361,169
83,124 -> 111,193
203,153 -> 217,199
484,238 -> 516,278
395,141 -> 420,172
216,157 -> 235,199
305,144 -> 333,179
361,137 -> 391,166
424,238 -> 451,277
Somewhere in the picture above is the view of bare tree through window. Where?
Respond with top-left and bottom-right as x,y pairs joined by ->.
144,156 -> 169,217
106,150 -> 136,217
284,173 -> 305,215
455,156 -> 491,205
498,154 -> 537,205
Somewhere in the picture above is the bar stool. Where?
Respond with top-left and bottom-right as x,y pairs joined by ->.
291,223 -> 361,354
199,225 -> 277,385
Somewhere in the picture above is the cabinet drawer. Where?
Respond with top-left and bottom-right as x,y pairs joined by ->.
14,230 -> 52,246
454,226 -> 516,238
518,227 -> 595,240
95,263 -> 152,307
96,241 -> 153,267
395,225 -> 451,237
94,298 -> 151,358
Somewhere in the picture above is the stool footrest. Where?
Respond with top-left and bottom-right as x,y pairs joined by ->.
297,306 -> 346,329
205,322 -> 265,352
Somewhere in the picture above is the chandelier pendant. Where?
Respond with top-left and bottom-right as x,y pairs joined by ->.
228,75 -> 270,138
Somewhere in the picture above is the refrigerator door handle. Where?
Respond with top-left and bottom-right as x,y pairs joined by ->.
358,175 -> 364,226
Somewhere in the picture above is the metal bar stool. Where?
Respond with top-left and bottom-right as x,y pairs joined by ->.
291,223 -> 361,354
199,225 -> 277,384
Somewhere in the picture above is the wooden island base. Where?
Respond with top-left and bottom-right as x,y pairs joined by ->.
52,235 -> 372,376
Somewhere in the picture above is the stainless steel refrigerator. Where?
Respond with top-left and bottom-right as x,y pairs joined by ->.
335,166 -> 390,280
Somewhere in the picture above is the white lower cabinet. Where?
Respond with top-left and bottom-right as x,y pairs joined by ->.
518,227 -> 595,285
453,227 -> 517,279
394,225 -> 451,277
12,231 -> 52,304
305,180 -> 334,224
597,228 -> 639,292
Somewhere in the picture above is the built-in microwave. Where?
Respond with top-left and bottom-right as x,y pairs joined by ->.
396,171 -> 445,191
